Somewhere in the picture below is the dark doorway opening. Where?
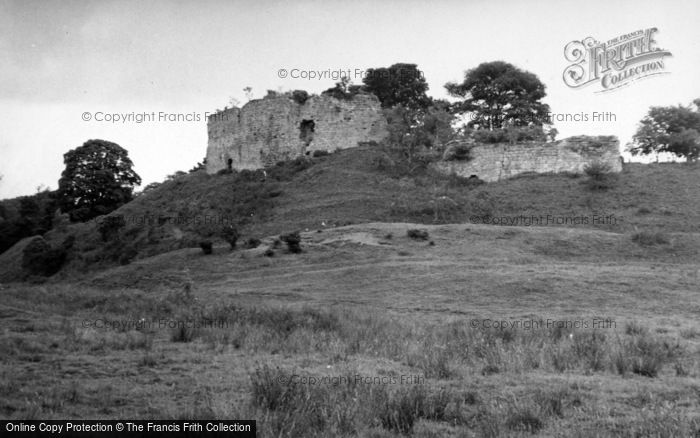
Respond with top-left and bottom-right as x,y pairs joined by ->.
299,119 -> 315,149
227,158 -> 233,171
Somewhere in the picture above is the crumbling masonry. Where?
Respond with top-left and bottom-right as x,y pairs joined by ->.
205,93 -> 621,181
206,93 -> 388,173
433,136 -> 621,182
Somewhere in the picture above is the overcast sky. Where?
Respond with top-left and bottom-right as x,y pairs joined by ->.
1,0 -> 698,199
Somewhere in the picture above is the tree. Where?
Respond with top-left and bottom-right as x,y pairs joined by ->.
362,63 -> 430,110
322,76 -> 362,100
628,103 -> 700,161
445,61 -> 550,130
56,139 -> 141,222
381,100 -> 456,173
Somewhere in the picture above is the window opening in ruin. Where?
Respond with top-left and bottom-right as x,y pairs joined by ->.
227,158 -> 233,171
299,119 -> 315,147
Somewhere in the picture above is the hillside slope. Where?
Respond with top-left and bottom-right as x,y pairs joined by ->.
7,146 -> 699,280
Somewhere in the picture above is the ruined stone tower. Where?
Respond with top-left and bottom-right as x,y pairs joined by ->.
433,136 -> 622,182
206,92 -> 388,173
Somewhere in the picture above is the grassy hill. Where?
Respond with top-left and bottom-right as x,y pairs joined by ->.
13,146 -> 694,279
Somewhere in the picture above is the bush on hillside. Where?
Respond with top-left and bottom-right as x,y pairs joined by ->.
267,157 -> 314,181
220,224 -> 239,250
246,238 -> 261,249
583,162 -> 618,191
442,142 -> 472,161
407,229 -> 429,240
22,237 -> 66,277
199,241 -> 213,255
631,230 -> 670,246
280,231 -> 302,253
97,214 -> 126,241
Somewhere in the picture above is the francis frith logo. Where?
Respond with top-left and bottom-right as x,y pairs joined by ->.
563,28 -> 672,92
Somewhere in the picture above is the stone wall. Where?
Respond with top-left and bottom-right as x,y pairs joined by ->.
206,93 -> 387,173
432,136 -> 621,182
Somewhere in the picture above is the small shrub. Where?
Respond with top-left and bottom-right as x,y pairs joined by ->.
632,230 -> 670,246
374,386 -> 427,434
139,353 -> 157,367
584,161 -> 612,179
267,157 -> 313,181
481,364 -> 500,376
280,231 -> 302,253
505,409 -> 544,433
583,161 -> 618,191
22,238 -> 66,277
627,335 -> 670,378
674,361 -> 689,377
170,324 -> 196,343
216,168 -> 233,175
220,224 -> 239,250
534,388 -> 567,418
442,142 -> 472,161
372,153 -> 396,172
264,248 -> 274,257
246,238 -> 261,249
384,233 -> 393,240
290,89 -> 309,105
625,321 -> 647,336
199,241 -> 213,255
312,149 -> 330,157
407,229 -> 429,240
250,365 -> 295,411
572,331 -> 608,371
471,128 -> 508,144
97,214 -> 126,241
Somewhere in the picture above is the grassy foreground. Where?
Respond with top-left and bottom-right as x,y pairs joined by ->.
1,223 -> 699,437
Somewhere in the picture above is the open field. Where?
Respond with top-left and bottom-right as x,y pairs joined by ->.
2,222 -> 699,436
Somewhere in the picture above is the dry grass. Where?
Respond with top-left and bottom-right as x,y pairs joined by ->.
1,219 -> 699,435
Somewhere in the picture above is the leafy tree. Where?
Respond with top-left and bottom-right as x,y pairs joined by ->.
381,100 -> 456,173
56,139 -> 141,222
362,63 -> 430,110
322,76 -> 362,100
445,61 -> 550,130
0,191 -> 56,254
628,103 -> 700,161
22,237 -> 66,277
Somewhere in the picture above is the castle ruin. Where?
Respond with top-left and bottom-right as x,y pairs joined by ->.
433,136 -> 621,182
206,93 -> 388,173
205,93 -> 621,181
